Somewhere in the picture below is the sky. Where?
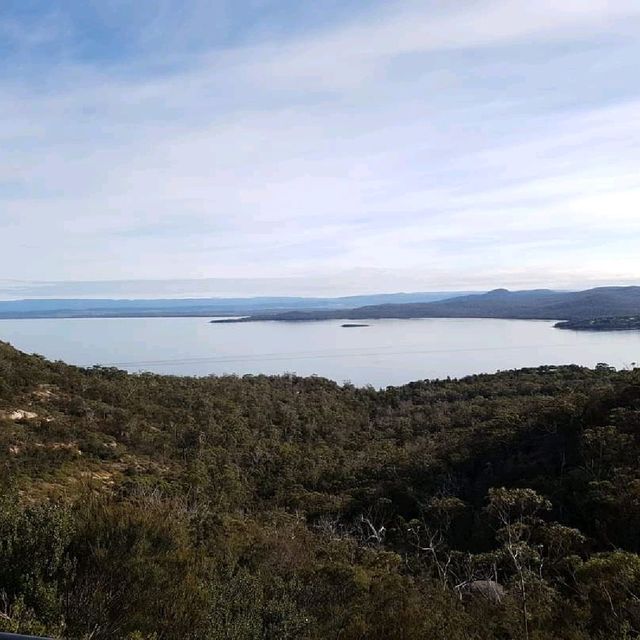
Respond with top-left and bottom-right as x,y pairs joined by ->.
1,0 -> 640,298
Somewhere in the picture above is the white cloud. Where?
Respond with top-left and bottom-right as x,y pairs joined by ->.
0,0 -> 639,294
235,0 -> 640,90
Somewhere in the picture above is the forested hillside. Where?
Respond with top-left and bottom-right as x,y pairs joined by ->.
2,341 -> 640,639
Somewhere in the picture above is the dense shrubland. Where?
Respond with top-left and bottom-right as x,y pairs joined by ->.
1,340 -> 640,638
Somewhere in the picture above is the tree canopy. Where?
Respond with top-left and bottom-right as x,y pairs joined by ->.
1,341 -> 640,638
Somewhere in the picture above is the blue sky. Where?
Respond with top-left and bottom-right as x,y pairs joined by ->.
1,0 -> 639,297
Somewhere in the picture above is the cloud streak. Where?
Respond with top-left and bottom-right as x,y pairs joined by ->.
0,0 -> 639,295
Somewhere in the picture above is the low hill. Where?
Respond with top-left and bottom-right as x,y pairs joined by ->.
2,341 -> 640,638
214,285 -> 640,323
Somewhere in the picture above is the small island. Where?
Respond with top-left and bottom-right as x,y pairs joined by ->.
341,323 -> 370,328
555,316 -> 640,331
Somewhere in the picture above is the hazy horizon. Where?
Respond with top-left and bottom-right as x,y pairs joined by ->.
0,277 -> 637,302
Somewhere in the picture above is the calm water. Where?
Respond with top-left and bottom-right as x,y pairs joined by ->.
1,317 -> 639,387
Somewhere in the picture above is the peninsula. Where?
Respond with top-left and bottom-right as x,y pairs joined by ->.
210,286 -> 640,326
555,316 -> 640,331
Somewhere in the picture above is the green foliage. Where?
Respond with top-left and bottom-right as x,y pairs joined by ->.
1,341 -> 640,638
0,496 -> 72,634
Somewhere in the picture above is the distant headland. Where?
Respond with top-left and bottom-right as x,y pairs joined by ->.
210,286 -> 640,331
555,316 -> 640,331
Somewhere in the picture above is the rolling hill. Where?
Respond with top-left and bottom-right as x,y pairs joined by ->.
2,340 -> 640,638
213,286 -> 640,323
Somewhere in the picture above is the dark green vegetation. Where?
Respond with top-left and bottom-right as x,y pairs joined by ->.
215,285 -> 640,324
556,316 -> 640,331
2,341 -> 640,639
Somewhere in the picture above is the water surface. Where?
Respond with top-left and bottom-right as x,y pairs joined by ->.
0,317 -> 638,387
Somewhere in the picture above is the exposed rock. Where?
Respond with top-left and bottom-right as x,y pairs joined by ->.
32,384 -> 57,400
8,409 -> 38,421
460,580 -> 505,603
34,442 -> 82,455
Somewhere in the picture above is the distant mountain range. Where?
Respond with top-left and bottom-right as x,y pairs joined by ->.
0,291 -> 473,319
4,287 -> 639,323
212,286 -> 640,323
